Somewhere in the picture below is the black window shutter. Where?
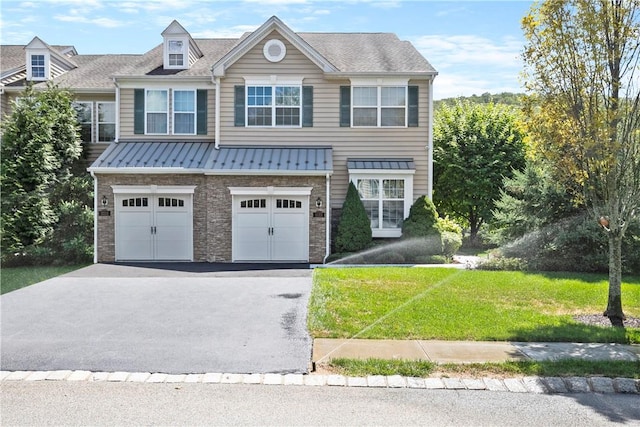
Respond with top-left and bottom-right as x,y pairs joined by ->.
302,86 -> 313,127
197,89 -> 207,135
408,85 -> 419,127
234,85 -> 245,127
339,86 -> 351,127
134,89 -> 145,134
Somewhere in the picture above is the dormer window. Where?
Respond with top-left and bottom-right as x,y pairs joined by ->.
31,55 -> 46,78
168,40 -> 184,67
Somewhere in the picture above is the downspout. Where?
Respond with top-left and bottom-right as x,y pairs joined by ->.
214,77 -> 221,149
90,171 -> 98,264
323,173 -> 331,263
112,78 -> 120,142
427,77 -> 434,200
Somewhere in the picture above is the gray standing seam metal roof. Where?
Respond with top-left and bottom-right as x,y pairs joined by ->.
347,158 -> 415,170
89,142 -> 333,173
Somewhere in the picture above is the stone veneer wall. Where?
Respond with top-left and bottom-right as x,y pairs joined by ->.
94,173 -> 327,263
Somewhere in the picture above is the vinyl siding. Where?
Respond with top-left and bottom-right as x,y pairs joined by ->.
120,88 -> 214,140
219,30 -> 431,207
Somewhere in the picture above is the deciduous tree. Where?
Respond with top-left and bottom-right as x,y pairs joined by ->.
433,100 -> 527,245
522,0 -> 640,326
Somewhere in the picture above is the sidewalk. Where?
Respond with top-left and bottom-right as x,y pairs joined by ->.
312,338 -> 640,365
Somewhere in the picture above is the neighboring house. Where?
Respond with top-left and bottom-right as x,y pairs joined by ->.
0,16 -> 438,264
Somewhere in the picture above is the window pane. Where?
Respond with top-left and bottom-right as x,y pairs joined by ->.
147,90 -> 167,111
362,200 -> 380,228
357,179 -> 379,199
382,200 -> 404,228
174,91 -> 195,112
98,103 -> 115,122
31,55 -> 45,78
98,124 -> 115,142
147,113 -> 167,133
353,108 -> 377,126
275,86 -> 300,106
383,179 -> 404,199
381,108 -> 405,126
275,107 -> 300,126
248,86 -> 272,106
174,113 -> 195,133
381,87 -> 406,106
353,87 -> 377,106
247,107 -> 272,126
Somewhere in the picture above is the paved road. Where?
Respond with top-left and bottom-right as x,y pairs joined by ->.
3,382 -> 639,426
1,264 -> 312,374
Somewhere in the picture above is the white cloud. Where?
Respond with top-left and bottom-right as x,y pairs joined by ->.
412,34 -> 524,99
54,14 -> 123,28
193,25 -> 258,39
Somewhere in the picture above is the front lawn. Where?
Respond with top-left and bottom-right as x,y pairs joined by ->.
308,268 -> 640,344
1,265 -> 87,294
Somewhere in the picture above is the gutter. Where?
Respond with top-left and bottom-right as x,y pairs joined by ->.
427,76 -> 434,200
215,77 -> 221,149
113,78 -> 120,142
323,173 -> 331,264
90,171 -> 98,264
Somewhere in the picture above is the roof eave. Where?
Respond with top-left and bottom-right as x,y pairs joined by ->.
324,71 -> 438,80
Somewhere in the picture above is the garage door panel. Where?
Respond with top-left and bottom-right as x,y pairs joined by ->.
116,194 -> 192,261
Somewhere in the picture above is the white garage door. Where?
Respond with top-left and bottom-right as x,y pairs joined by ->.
233,196 -> 308,262
115,194 -> 193,261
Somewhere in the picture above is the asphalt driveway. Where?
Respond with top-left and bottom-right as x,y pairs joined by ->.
1,263 -> 313,374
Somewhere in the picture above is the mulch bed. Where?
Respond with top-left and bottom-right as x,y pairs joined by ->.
573,314 -> 640,328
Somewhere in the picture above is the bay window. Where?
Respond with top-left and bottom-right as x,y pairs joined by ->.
349,160 -> 415,237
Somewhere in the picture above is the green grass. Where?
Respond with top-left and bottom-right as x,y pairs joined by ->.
328,358 -> 640,379
308,268 -> 640,344
1,265 -> 87,294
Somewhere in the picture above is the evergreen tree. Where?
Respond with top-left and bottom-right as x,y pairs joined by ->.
1,83 -> 83,262
335,182 -> 372,253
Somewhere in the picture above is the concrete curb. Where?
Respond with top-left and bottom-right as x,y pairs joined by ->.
2,370 -> 638,394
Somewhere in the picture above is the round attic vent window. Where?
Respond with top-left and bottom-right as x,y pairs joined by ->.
263,39 -> 286,62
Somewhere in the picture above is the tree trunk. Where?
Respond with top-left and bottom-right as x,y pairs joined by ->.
605,232 -> 625,327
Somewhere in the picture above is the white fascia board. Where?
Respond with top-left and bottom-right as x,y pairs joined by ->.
348,169 -> 415,175
112,184 -> 197,194
87,167 -> 204,174
113,76 -> 213,88
243,75 -> 304,85
229,186 -> 313,196
324,72 -> 438,80
205,169 -> 333,176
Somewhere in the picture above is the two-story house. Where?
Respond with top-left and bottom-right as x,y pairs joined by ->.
0,16 -> 437,264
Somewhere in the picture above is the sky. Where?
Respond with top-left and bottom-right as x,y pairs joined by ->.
0,0 -> 534,100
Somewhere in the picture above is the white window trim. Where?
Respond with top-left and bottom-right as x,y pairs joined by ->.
145,89 -> 169,135
172,89 -> 197,135
245,83 -> 302,128
348,171 -> 414,238
27,52 -> 50,81
97,101 -> 116,143
351,85 -> 408,128
164,37 -> 188,70
112,185 -> 197,194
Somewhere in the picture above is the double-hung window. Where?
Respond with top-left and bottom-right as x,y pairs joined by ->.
30,54 -> 46,79
73,102 -> 93,143
247,85 -> 301,127
97,102 -> 116,142
352,86 -> 406,127
146,90 -> 168,134
357,178 -> 405,230
349,162 -> 415,238
173,90 -> 196,134
168,40 -> 185,67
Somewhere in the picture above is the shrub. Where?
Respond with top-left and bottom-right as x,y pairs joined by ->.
477,256 -> 529,271
440,231 -> 463,260
402,196 -> 439,238
334,182 -> 372,253
436,216 -> 463,235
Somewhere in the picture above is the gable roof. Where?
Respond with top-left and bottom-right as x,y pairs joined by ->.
212,16 -> 338,77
